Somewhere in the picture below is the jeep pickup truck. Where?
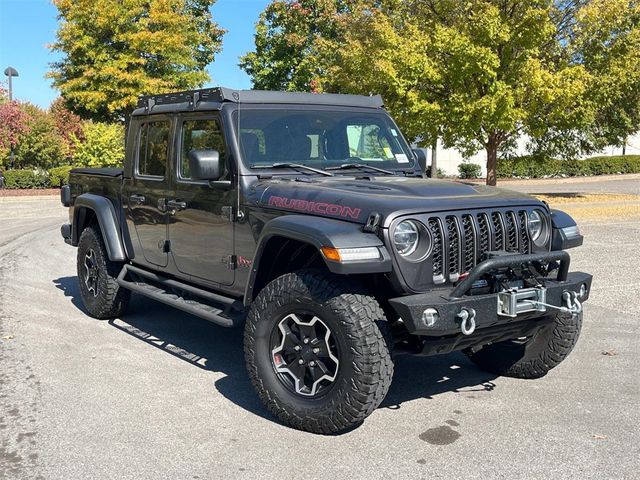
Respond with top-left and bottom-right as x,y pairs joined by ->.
61,88 -> 592,434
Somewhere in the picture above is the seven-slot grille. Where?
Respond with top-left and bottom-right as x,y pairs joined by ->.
429,210 -> 532,284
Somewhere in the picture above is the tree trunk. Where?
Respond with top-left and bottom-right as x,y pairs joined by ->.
431,138 -> 438,178
622,137 -> 627,156
485,135 -> 499,186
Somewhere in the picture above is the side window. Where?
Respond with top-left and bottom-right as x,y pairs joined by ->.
137,121 -> 170,178
180,119 -> 226,180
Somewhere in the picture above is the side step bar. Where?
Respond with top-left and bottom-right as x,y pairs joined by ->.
117,264 -> 244,327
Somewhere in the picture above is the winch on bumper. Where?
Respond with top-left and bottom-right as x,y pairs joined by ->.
389,251 -> 592,351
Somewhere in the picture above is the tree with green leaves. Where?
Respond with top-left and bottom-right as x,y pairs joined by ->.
240,0 -> 352,92
317,0 -> 598,186
49,0 -> 225,122
244,0 -> 640,185
571,0 -> 640,155
50,97 -> 84,159
14,103 -> 67,170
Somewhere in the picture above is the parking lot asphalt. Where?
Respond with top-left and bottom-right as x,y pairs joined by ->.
1,177 -> 639,480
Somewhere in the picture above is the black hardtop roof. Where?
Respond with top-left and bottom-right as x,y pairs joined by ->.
134,87 -> 384,115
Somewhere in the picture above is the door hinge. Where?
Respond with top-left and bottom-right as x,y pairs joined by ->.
221,206 -> 245,223
221,206 -> 234,222
222,254 -> 237,270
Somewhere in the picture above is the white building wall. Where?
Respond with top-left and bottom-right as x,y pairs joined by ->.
426,133 -> 640,177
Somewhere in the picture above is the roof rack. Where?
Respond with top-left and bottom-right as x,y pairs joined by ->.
136,87 -> 384,111
136,87 -> 230,110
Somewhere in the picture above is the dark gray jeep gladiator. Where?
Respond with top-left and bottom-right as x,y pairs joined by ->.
61,88 -> 592,434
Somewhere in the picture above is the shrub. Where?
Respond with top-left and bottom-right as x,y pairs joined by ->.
72,121 -> 124,168
49,165 -> 73,187
3,169 -> 50,189
497,155 -> 640,178
458,162 -> 482,179
582,155 -> 640,175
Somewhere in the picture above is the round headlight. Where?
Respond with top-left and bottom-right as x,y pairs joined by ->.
528,209 -> 550,247
394,220 -> 420,256
393,220 -> 432,261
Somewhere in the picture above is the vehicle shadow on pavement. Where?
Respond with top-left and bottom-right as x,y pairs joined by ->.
381,354 -> 498,409
53,276 -> 499,426
53,276 -> 90,314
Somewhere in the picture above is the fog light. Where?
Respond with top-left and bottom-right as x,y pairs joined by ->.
422,308 -> 439,327
579,283 -> 588,298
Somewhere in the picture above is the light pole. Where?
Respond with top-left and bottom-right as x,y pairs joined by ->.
4,67 -> 19,168
4,66 -> 18,101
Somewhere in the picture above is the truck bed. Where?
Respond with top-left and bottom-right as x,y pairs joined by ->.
70,167 -> 124,177
68,168 -> 124,209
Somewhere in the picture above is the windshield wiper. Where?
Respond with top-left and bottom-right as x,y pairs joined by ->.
251,163 -> 333,177
326,163 -> 396,175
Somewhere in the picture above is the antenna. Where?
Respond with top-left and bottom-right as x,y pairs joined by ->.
234,90 -> 242,219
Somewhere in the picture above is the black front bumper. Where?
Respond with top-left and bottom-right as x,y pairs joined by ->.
388,251 -> 592,338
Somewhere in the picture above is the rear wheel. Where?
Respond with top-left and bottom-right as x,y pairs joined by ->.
77,225 -> 130,319
465,311 -> 582,379
244,270 -> 394,434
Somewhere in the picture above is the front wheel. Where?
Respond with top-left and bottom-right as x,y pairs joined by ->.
244,270 -> 394,434
465,311 -> 583,379
77,225 -> 130,319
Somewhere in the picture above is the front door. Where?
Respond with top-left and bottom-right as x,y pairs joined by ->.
168,115 -> 235,285
124,118 -> 172,268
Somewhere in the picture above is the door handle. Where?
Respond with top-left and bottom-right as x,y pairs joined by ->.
167,199 -> 187,211
129,194 -> 145,205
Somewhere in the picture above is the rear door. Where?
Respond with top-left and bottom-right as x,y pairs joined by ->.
168,114 -> 235,285
124,117 -> 172,268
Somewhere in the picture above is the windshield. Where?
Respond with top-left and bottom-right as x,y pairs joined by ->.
234,108 -> 415,172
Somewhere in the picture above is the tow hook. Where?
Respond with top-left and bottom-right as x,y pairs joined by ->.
528,291 -> 582,316
457,308 -> 476,336
562,291 -> 582,315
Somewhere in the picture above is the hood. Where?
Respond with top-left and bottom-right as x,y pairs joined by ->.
248,175 -> 544,227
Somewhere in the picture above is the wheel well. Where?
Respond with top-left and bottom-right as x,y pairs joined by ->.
251,237 -> 326,300
74,207 -> 98,243
250,236 -> 399,307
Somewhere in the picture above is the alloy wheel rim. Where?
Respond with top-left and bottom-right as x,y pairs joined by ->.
84,249 -> 99,297
270,312 -> 340,397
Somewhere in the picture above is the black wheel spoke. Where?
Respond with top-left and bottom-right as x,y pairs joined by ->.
282,328 -> 300,351
289,361 -> 307,386
310,360 -> 330,381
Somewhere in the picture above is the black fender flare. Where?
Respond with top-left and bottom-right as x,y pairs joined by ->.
72,193 -> 127,261
550,208 -> 583,250
244,215 -> 392,305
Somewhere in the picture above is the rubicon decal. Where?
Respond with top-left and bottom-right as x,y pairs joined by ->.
268,196 -> 361,220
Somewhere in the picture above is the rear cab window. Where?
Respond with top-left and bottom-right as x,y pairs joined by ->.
136,121 -> 171,179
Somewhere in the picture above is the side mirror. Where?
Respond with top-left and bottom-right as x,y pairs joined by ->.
412,148 -> 430,177
188,150 -> 221,181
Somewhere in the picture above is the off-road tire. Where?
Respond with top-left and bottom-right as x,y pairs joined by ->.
244,269 -> 394,434
465,311 -> 582,379
77,225 -> 130,319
